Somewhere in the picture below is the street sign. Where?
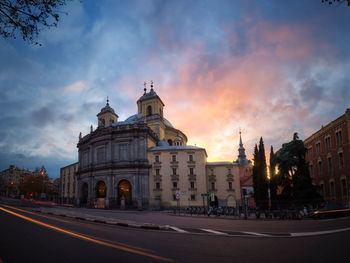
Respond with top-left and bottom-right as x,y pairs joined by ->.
201,193 -> 209,197
211,193 -> 215,201
176,190 -> 180,200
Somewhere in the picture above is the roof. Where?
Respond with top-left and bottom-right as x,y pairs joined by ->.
137,88 -> 165,106
149,145 -> 206,152
97,100 -> 118,117
206,161 -> 237,166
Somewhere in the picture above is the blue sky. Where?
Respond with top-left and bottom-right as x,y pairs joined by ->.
0,0 -> 349,178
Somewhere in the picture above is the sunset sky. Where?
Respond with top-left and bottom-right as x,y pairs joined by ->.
1,0 -> 350,177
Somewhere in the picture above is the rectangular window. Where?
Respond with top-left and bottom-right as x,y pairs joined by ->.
336,131 -> 342,145
318,161 -> 322,174
119,144 -> 128,161
310,165 -> 314,178
341,179 -> 347,197
155,155 -> 160,163
228,182 -> 232,189
190,194 -> 196,201
173,194 -> 177,201
308,148 -> 313,159
189,154 -> 193,162
339,152 -> 344,168
156,182 -> 160,190
330,182 -> 335,199
328,157 -> 332,171
189,168 -> 194,175
316,143 -> 321,154
325,137 -> 331,150
156,169 -> 160,175
190,181 -> 195,189
172,168 -> 177,175
97,147 -> 106,163
173,182 -> 177,188
320,184 -> 324,197
228,168 -> 231,175
171,155 -> 177,162
211,182 -> 215,190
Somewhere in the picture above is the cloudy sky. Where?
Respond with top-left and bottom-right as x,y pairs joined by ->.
1,0 -> 349,178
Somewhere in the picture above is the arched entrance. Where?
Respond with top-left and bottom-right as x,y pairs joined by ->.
209,195 -> 219,207
96,181 -> 107,198
118,180 -> 132,205
81,183 -> 88,205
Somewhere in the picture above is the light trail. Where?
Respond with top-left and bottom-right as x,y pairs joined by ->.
0,205 -> 173,262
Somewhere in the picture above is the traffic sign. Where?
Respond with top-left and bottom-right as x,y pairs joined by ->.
201,193 -> 209,197
176,190 -> 180,200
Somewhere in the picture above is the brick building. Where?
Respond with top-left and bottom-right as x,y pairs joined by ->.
304,109 -> 350,206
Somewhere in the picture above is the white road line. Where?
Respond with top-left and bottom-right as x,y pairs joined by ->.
201,229 -> 228,235
241,232 -> 271,237
291,227 -> 350,237
170,226 -> 188,233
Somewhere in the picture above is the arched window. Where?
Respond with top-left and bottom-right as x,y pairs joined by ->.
160,108 -> 163,118
147,105 -> 152,116
167,139 -> 173,146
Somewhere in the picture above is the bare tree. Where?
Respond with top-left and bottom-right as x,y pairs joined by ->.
0,0 -> 71,45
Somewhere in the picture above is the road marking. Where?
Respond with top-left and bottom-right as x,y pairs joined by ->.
170,226 -> 188,233
0,206 -> 173,262
241,232 -> 271,237
201,229 -> 228,235
291,227 -> 350,237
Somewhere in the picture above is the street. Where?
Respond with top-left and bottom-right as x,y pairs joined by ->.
1,204 -> 350,263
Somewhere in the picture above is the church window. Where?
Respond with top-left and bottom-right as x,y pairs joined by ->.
155,155 -> 160,163
328,157 -> 332,171
97,147 -> 105,163
173,194 -> 177,201
228,182 -> 232,190
172,168 -> 177,175
167,139 -> 173,146
156,169 -> 160,175
189,168 -> 194,175
318,161 -> 322,174
190,181 -> 195,189
189,154 -> 193,162
147,105 -> 152,116
316,143 -> 321,154
211,182 -> 215,190
191,194 -> 196,201
156,182 -> 160,190
119,144 -> 128,161
173,181 -> 178,188
171,155 -> 177,162
325,137 -> 331,150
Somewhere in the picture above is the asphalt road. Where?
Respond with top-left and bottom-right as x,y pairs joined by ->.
1,205 -> 350,263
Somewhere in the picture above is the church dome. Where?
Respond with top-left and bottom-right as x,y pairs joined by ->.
97,98 -> 116,116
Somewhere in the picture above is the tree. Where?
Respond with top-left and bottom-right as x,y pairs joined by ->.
252,137 -> 269,210
322,0 -> 350,6
275,133 -> 322,208
0,0 -> 70,45
269,146 -> 278,207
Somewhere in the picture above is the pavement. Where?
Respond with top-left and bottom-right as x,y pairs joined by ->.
2,197 -> 350,238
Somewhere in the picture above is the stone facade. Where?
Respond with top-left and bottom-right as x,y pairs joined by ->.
60,162 -> 78,203
304,109 -> 350,205
60,86 -> 252,209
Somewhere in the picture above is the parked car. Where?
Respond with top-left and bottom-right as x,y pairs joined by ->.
309,203 -> 350,219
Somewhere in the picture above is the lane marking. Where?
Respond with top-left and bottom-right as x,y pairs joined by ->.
0,206 -> 172,262
291,227 -> 350,237
241,232 -> 271,237
169,226 -> 188,233
201,229 -> 228,235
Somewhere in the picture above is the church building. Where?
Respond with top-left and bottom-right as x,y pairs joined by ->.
60,84 -> 251,209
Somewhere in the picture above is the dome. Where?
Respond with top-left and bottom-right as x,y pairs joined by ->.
163,118 -> 173,128
97,99 -> 116,116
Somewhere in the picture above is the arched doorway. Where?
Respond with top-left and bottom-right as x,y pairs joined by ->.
118,180 -> 132,205
96,181 -> 107,198
81,183 -> 88,205
209,195 -> 219,207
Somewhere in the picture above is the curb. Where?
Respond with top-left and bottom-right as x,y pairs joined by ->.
30,208 -> 171,231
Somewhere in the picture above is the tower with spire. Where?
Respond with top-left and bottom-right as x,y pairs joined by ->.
96,97 -> 119,127
237,131 -> 248,166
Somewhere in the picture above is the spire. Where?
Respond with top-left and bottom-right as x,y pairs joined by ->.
237,131 -> 248,166
106,96 -> 109,106
144,82 -> 147,94
150,80 -> 154,92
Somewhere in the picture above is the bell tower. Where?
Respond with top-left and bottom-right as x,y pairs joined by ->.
137,81 -> 164,118
97,97 -> 118,127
